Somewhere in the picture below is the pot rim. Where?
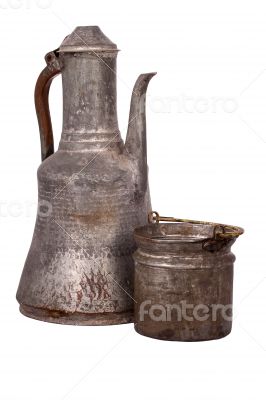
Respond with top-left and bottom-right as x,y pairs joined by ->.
134,220 -> 244,245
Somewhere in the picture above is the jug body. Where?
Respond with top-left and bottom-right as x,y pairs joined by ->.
18,148 -> 151,325
16,27 -> 155,325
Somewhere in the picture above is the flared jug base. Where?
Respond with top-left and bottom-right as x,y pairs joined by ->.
19,305 -> 133,326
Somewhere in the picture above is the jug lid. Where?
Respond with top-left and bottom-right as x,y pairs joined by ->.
59,26 -> 118,53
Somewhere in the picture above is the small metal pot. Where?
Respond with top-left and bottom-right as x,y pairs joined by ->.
133,212 -> 244,341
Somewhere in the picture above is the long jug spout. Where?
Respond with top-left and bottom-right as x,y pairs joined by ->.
125,72 -> 156,191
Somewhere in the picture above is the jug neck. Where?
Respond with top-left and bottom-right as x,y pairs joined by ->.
59,51 -> 121,151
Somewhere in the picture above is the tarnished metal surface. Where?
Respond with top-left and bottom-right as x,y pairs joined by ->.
16,26 -> 155,325
134,212 -> 243,341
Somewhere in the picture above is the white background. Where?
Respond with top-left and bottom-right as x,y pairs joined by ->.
0,1 -> 265,399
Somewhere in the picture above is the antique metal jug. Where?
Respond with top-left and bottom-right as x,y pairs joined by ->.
16,26 -> 155,325
134,212 -> 244,341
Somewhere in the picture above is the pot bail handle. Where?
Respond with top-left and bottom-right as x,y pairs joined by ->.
35,49 -> 62,161
148,211 -> 244,242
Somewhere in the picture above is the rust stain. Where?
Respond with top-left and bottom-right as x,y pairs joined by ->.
80,270 -> 111,302
70,210 -> 115,224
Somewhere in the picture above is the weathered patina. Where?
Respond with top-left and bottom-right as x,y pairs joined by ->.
16,26 -> 155,325
134,212 -> 244,341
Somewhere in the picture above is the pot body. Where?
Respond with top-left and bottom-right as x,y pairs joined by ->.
134,222 -> 238,341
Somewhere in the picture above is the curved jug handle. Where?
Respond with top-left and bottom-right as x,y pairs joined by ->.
34,49 -> 62,161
